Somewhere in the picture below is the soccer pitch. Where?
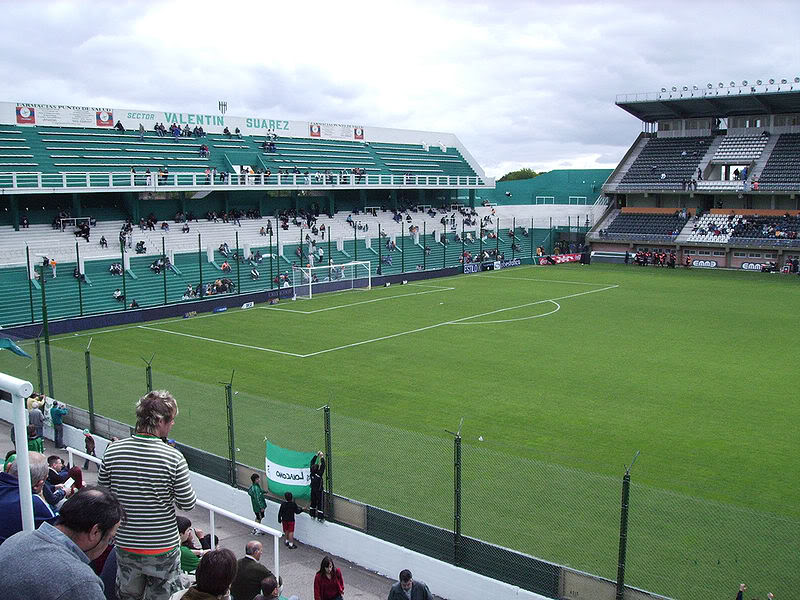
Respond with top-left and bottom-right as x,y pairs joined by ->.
4,263 -> 799,599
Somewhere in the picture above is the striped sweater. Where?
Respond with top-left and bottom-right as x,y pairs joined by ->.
98,434 -> 196,550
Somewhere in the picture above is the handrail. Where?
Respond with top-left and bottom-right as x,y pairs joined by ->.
67,446 -> 281,579
0,171 -> 490,192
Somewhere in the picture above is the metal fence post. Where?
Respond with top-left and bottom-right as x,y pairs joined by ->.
85,339 -> 95,433
75,242 -> 84,316
26,246 -> 34,323
121,241 -> 128,310
323,405 -> 334,520
39,265 -> 54,398
269,229 -> 274,289
446,419 -> 463,566
162,237 -> 168,305
198,232 -> 204,297
224,371 -> 236,486
423,222 -> 427,270
378,224 -> 383,274
616,451 -> 639,600
401,224 -> 405,273
34,338 -> 44,394
143,354 -> 154,392
235,230 -> 241,294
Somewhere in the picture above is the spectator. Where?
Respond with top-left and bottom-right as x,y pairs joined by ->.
98,390 -> 196,600
277,492 -> 302,549
313,555 -> 344,600
50,401 -> 69,449
170,548 -> 238,600
254,574 -> 279,600
387,569 -> 433,600
29,401 -> 44,438
0,451 -> 59,543
230,541 -> 274,600
113,289 -> 124,302
248,473 -> 267,535
176,516 -> 206,574
0,485 -> 123,600
28,424 -> 44,454
309,451 -> 325,521
83,430 -> 97,471
115,120 -> 125,132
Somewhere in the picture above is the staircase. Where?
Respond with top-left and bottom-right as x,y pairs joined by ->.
696,136 -> 725,179
750,134 -> 780,181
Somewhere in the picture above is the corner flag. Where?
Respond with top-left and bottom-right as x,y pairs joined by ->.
265,441 -> 315,499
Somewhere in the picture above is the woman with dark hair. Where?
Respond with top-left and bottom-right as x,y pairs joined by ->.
313,555 -> 344,600
170,548 -> 237,600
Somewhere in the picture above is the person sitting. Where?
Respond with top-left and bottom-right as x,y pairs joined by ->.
234,127 -> 241,138
172,548 -> 238,600
135,240 -> 146,254
250,267 -> 260,280
113,289 -> 124,302
224,126 -> 232,138
182,223 -> 190,233
177,516 -> 208,575
114,120 -> 125,132
219,243 -> 230,257
99,235 -> 108,248
221,261 -> 231,273
129,299 -> 140,309
161,221 -> 170,231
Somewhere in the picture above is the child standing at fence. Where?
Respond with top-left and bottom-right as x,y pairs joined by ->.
248,473 -> 267,535
278,492 -> 302,549
82,429 -> 96,470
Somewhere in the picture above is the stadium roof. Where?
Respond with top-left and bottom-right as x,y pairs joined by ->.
616,86 -> 800,122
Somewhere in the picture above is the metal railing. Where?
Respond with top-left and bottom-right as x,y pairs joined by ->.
0,171 -> 490,192
67,446 -> 283,579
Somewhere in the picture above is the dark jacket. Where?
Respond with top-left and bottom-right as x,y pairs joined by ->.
310,455 -> 325,493
230,556 -> 274,600
387,580 -> 433,600
277,500 -> 302,524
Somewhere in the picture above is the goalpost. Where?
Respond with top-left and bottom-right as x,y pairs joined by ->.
292,260 -> 371,300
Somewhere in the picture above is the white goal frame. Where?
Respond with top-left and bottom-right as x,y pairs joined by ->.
292,260 -> 371,300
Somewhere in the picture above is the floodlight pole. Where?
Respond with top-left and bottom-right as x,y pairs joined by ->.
616,450 -> 640,600
269,229 -> 274,289
378,224 -> 382,274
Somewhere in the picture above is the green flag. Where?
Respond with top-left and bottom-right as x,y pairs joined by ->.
265,440 -> 314,499
0,337 -> 31,359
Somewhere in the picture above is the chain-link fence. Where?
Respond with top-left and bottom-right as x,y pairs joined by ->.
2,341 -> 797,600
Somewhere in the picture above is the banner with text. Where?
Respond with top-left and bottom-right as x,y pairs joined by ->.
309,121 -> 365,141
265,440 -> 315,499
538,253 -> 581,265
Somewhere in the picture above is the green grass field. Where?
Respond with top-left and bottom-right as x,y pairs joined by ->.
2,263 -> 799,599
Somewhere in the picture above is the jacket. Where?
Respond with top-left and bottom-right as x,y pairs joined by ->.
387,580 -> 434,600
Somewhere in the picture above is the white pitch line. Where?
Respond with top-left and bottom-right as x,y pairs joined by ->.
300,285 -> 618,357
136,325 -> 305,357
476,273 -> 617,286
259,286 -> 455,314
449,300 -> 561,325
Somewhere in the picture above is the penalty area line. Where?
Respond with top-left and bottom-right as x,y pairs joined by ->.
136,325 -> 305,358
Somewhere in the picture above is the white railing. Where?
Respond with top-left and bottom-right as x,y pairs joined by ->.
1,372 -> 35,533
67,446 -> 283,580
0,171 -> 490,192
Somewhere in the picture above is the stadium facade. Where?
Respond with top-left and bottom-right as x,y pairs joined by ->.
591,82 -> 800,270
0,99 -> 491,226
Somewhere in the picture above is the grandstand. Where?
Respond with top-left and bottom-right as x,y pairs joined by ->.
590,81 -> 800,269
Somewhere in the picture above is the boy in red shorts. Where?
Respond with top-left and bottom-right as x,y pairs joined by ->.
278,491 -> 303,549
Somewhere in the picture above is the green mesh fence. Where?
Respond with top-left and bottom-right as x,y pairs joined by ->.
3,342 -> 798,600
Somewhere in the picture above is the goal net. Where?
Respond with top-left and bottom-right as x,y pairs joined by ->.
292,260 -> 371,300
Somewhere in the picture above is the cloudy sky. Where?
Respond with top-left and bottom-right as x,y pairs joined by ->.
2,0 -> 799,178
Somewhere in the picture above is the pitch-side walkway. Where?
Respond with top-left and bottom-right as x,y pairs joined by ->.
1,419 -> 443,600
